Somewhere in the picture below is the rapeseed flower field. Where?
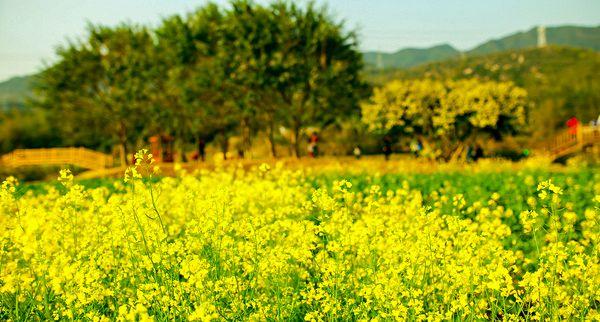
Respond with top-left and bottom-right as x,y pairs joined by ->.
1,152 -> 599,321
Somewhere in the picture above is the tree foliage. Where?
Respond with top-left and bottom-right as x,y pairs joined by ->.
36,24 -> 156,164
31,0 -> 366,161
362,79 -> 528,159
270,1 -> 367,156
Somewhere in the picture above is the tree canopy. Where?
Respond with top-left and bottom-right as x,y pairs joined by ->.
33,0 -> 367,161
362,79 -> 528,159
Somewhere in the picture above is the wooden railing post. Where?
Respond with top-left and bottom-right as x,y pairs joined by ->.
576,125 -> 584,150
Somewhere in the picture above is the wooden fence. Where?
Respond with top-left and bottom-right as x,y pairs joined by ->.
549,125 -> 600,160
0,147 -> 113,170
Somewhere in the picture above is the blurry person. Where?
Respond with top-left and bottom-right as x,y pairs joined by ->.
353,145 -> 362,159
410,139 -> 419,157
383,135 -> 392,161
566,116 -> 579,136
307,138 -> 315,157
309,132 -> 319,157
410,139 -> 423,157
197,139 -> 206,162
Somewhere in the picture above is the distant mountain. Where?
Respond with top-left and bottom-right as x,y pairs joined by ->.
469,25 -> 600,56
367,46 -> 600,141
363,44 -> 460,69
0,75 -> 33,110
364,25 -> 600,69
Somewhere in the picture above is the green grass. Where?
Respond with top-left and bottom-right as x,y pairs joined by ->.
310,168 -> 598,215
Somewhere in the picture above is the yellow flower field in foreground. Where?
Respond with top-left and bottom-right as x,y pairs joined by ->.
1,153 -> 599,321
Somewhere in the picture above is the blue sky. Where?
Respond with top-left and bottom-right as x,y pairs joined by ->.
1,0 -> 599,81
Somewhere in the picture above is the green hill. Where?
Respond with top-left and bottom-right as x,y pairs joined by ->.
0,75 -> 33,110
368,46 -> 600,142
363,44 -> 460,69
364,25 -> 600,69
469,25 -> 600,56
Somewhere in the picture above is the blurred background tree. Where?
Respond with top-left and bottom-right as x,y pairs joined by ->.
270,1 -> 367,157
362,79 -> 528,160
36,24 -> 156,165
26,0 -> 367,162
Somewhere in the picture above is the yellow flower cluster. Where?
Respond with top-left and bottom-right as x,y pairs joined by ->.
361,79 -> 527,135
0,161 -> 598,320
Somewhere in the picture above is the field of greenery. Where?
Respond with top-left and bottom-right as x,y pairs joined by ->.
1,154 -> 599,321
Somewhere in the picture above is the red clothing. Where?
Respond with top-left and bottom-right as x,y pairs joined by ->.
566,117 -> 579,135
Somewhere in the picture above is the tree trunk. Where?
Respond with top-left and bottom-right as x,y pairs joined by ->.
292,122 -> 301,158
177,137 -> 187,163
118,121 -> 127,166
241,117 -> 251,158
267,118 -> 278,158
220,129 -> 229,160
450,142 -> 466,162
119,143 -> 127,167
197,137 -> 206,162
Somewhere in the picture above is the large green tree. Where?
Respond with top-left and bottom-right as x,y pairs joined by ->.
219,0 -> 282,157
152,5 -> 234,160
34,1 -> 368,160
270,1 -> 367,157
36,24 -> 155,165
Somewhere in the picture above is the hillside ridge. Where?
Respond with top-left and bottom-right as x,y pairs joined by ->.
363,24 -> 600,69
